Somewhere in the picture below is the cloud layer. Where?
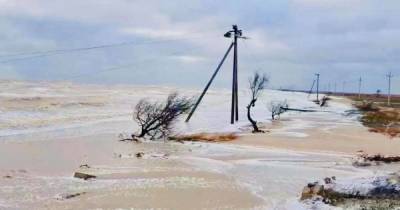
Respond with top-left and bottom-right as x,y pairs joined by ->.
0,0 -> 399,93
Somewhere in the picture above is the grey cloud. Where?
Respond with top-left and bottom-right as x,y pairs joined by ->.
0,0 -> 399,93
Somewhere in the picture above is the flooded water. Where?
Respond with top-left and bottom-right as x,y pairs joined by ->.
0,80 -> 371,210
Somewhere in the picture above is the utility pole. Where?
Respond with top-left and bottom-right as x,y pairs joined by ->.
358,77 -> 362,100
334,82 -> 337,95
232,25 -> 240,123
307,79 -> 315,99
315,73 -> 320,102
185,43 -> 234,122
186,25 -> 244,124
387,72 -> 393,106
342,81 -> 346,96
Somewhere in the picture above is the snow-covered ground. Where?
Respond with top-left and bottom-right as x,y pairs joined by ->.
2,80 -> 385,210
0,79 -> 359,139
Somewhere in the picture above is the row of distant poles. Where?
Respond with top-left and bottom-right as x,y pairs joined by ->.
186,25 -> 246,124
310,72 -> 395,106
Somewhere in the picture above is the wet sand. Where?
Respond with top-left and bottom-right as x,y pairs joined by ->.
235,123 -> 400,156
1,121 -> 396,209
1,90 -> 399,209
0,134 -> 266,209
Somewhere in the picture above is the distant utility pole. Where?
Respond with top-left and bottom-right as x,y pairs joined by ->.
387,72 -> 393,106
186,25 -> 245,124
334,82 -> 337,95
358,77 -> 362,99
342,81 -> 346,96
315,73 -> 320,101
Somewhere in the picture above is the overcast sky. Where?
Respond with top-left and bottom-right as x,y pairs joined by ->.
0,0 -> 399,93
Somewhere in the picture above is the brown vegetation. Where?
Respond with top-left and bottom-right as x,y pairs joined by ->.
347,93 -> 400,108
73,172 -> 96,180
353,100 -> 400,138
361,108 -> 400,138
169,133 -> 238,142
359,154 -> 400,163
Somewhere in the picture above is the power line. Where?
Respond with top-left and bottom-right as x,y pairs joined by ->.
0,36 -> 204,64
68,45 -> 200,80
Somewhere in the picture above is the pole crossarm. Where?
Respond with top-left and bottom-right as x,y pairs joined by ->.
185,42 -> 234,122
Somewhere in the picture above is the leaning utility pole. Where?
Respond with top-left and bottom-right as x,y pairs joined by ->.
358,77 -> 362,100
315,73 -> 320,102
186,25 -> 244,124
387,72 -> 393,106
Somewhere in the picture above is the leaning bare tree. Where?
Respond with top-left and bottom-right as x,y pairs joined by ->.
132,93 -> 194,140
269,100 -> 288,120
247,72 -> 269,132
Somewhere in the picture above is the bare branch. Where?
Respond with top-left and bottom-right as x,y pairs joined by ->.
268,100 -> 288,120
247,72 -> 269,132
132,92 -> 194,140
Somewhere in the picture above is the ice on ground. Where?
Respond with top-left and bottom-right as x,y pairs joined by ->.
0,80 -> 359,139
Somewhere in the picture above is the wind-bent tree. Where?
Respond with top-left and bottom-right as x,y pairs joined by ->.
269,100 -> 288,120
320,96 -> 330,107
247,72 -> 269,132
133,93 -> 194,140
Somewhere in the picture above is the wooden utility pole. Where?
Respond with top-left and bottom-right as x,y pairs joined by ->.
232,25 -> 240,123
316,74 -> 320,101
186,25 -> 244,124
387,72 -> 393,106
309,80 -> 315,94
358,77 -> 362,99
185,43 -> 234,122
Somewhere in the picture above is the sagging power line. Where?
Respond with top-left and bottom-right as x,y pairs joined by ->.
0,36 -> 205,64
68,46 -> 200,80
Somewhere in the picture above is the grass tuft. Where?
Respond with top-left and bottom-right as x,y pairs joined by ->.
169,133 -> 238,142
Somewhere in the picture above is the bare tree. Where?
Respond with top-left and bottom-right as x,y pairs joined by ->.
320,96 -> 330,107
133,93 -> 194,140
247,72 -> 269,132
269,100 -> 288,120
376,89 -> 381,98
